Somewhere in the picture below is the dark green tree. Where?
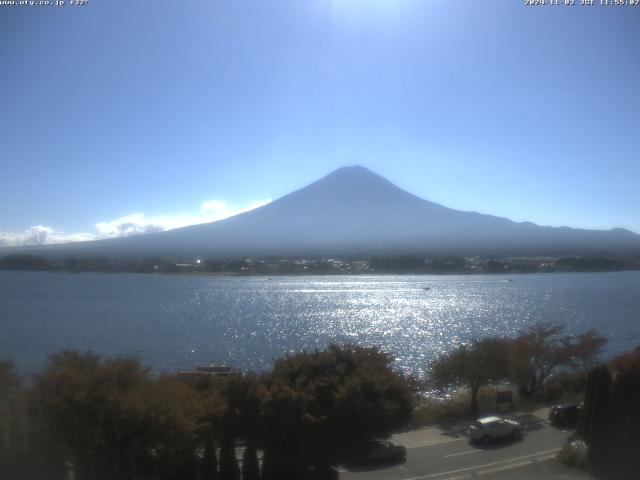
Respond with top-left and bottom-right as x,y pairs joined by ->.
199,427 -> 218,480
241,440 -> 260,480
261,344 -> 416,477
0,360 -> 25,480
219,428 -> 240,480
580,346 -> 640,479
221,374 -> 262,480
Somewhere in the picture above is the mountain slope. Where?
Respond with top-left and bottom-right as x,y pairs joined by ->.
10,166 -> 640,258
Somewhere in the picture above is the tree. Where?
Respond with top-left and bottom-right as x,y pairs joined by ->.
260,344 -> 416,478
0,359 -> 21,447
218,428 -> 240,480
0,359 -> 21,394
0,360 -> 24,479
508,323 -> 607,398
580,346 -> 640,479
431,338 -> 511,417
29,351 -> 204,480
199,427 -> 218,480
221,374 -> 262,480
241,440 -> 260,480
146,375 -> 203,480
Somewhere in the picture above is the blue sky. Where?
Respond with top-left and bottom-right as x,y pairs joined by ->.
1,0 -> 639,245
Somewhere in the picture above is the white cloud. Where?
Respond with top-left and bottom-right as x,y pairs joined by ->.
94,214 -> 167,238
0,225 -> 95,247
0,198 -> 271,247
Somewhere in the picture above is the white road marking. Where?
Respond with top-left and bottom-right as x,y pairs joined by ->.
443,450 -> 481,458
404,438 -> 466,449
401,448 -> 561,480
535,454 -> 558,462
478,460 -> 532,475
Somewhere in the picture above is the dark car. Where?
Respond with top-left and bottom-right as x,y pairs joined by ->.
354,439 -> 406,464
549,403 -> 582,427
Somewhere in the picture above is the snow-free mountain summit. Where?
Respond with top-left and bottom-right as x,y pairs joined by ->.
16,166 -> 640,258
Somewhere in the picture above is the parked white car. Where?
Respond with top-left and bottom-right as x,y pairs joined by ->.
468,416 -> 522,444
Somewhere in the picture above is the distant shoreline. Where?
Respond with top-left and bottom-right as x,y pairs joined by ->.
1,266 -> 639,278
2,252 -> 639,277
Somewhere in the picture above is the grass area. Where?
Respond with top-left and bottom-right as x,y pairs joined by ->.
409,387 -> 500,429
409,373 -> 587,429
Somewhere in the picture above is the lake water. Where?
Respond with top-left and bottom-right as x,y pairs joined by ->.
1,271 -> 639,378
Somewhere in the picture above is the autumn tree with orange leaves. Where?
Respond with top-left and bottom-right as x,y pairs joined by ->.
508,322 -> 607,398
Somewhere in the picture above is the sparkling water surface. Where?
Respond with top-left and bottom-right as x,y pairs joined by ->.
1,271 -> 639,378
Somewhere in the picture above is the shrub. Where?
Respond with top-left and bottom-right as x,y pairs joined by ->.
558,440 -> 589,471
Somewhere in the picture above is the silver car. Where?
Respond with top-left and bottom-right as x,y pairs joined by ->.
468,416 -> 522,444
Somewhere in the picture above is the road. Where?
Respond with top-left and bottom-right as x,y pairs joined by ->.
339,410 -> 587,480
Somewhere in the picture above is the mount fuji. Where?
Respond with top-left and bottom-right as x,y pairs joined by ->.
10,166 -> 640,259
